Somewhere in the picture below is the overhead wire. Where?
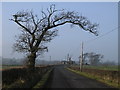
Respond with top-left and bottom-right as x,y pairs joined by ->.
84,26 -> 119,44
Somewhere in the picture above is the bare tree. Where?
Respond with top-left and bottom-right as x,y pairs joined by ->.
83,52 -> 104,66
11,4 -> 98,70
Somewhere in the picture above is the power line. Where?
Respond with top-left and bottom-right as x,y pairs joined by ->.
84,26 -> 119,44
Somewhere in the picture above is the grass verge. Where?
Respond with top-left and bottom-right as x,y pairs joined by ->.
66,68 -> 119,88
33,68 -> 52,88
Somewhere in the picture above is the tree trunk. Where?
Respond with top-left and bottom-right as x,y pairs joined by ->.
27,52 -> 36,71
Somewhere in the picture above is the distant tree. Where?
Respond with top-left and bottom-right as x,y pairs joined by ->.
11,4 -> 98,70
83,52 -> 104,65
83,53 -> 89,64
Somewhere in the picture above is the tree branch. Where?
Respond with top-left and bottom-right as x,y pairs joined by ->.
12,15 -> 32,35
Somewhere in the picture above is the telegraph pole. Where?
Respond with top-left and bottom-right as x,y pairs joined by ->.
67,54 -> 69,65
50,56 -> 51,65
80,42 -> 83,72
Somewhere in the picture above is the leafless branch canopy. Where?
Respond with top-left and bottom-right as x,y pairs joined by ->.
11,4 -> 98,56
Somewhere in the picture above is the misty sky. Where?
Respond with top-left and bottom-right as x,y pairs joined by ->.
2,2 -> 118,63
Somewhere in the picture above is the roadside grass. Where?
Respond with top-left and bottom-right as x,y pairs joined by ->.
33,68 -> 52,88
67,68 -> 119,88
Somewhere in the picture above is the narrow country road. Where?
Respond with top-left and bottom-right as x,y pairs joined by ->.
44,65 -> 116,88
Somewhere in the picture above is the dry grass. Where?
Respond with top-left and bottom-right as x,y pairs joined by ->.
68,66 -> 119,88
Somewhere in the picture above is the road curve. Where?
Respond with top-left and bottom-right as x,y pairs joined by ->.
44,65 -> 117,89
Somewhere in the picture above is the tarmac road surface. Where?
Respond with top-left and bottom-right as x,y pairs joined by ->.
44,65 -> 117,89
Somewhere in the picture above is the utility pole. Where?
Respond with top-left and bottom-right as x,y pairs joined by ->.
80,42 -> 83,72
67,54 -> 69,65
50,56 -> 51,65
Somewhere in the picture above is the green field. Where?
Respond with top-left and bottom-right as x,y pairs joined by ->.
1,65 -> 23,70
73,65 -> 119,71
1,65 -> 119,71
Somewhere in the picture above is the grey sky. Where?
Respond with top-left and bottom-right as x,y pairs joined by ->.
2,2 -> 118,63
